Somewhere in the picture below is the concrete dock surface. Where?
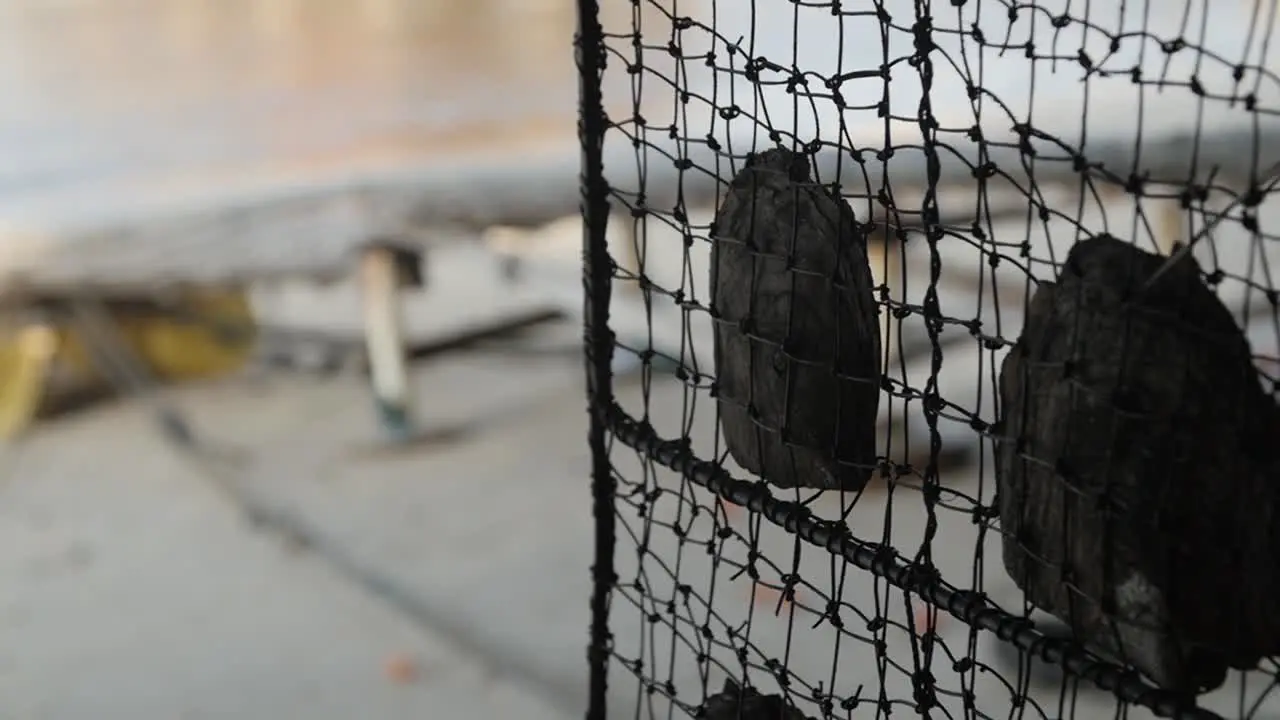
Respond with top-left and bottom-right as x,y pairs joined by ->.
0,347 -> 591,720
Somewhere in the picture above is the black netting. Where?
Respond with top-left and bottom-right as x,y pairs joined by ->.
576,1 -> 1280,719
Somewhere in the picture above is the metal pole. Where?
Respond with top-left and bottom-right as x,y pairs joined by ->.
576,0 -> 616,715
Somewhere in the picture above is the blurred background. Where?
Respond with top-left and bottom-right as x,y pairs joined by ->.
1,0 -> 1277,718
0,1 -> 611,717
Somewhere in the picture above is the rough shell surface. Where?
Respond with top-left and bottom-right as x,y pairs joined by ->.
710,147 -> 881,490
996,235 -> 1280,694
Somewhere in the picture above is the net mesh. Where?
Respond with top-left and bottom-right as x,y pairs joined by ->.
575,1 -> 1280,718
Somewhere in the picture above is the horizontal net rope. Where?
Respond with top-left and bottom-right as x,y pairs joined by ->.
603,401 -> 1224,720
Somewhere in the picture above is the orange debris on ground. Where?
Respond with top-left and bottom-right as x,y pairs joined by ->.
382,653 -> 419,685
